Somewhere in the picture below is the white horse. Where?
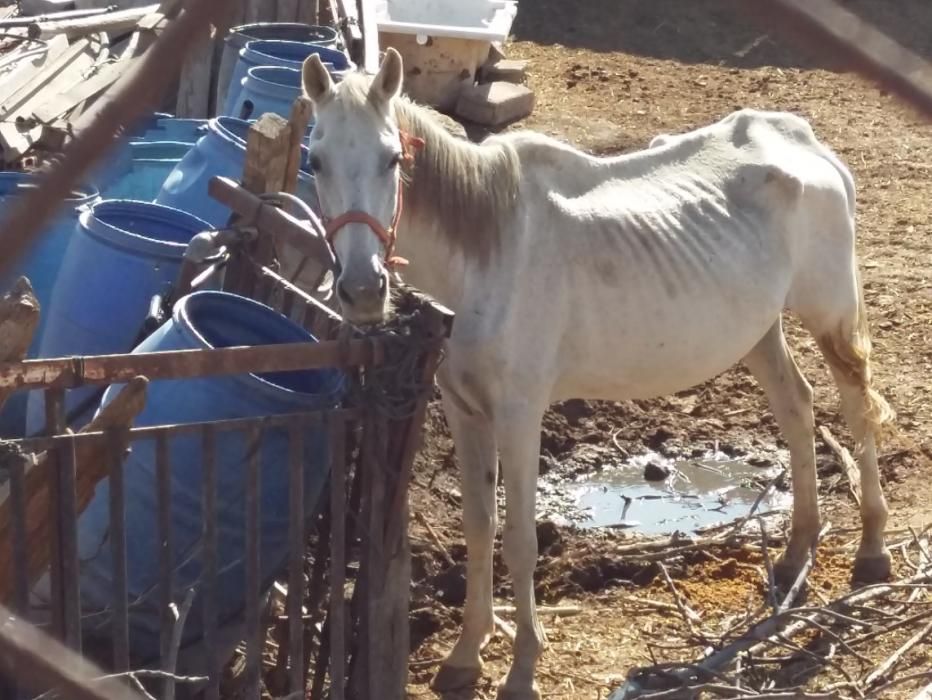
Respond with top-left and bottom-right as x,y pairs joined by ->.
300,49 -> 894,699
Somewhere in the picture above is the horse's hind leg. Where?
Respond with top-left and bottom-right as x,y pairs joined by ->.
743,320 -> 821,584
810,301 -> 894,582
794,263 -> 894,583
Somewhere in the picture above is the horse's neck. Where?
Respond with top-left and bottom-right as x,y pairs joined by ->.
391,100 -> 518,313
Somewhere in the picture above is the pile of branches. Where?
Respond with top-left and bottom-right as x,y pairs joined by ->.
609,521 -> 932,700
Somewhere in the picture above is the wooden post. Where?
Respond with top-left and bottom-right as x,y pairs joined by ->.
0,278 -> 40,414
224,112 -> 292,294
175,20 -> 216,118
284,97 -> 313,195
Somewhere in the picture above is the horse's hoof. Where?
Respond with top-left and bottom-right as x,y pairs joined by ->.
431,663 -> 483,692
853,551 -> 892,584
773,559 -> 810,591
496,683 -> 541,700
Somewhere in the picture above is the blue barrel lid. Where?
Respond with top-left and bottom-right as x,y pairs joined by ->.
243,39 -> 351,70
227,22 -> 339,50
244,65 -> 303,93
80,200 -> 211,261
0,171 -> 99,205
172,290 -> 344,400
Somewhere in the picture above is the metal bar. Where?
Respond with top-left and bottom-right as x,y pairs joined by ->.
201,425 -> 220,700
244,425 -> 262,700
59,436 -> 82,651
281,288 -> 297,321
15,408 -> 359,452
748,0 -> 932,121
44,388 -> 66,641
287,417 -> 306,695
108,431 -> 129,671
0,0 -> 228,285
9,455 -> 29,619
156,433 -> 175,683
0,338 -> 381,391
329,416 -> 347,700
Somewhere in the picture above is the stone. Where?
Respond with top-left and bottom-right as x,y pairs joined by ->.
643,461 -> 672,482
479,58 -> 529,84
454,81 -> 535,127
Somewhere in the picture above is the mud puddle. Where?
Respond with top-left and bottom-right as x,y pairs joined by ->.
538,448 -> 792,535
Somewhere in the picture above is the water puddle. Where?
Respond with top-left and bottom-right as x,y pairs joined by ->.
540,450 -> 792,535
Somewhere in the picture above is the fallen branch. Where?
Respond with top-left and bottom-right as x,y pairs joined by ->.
413,510 -> 455,569
493,605 -> 582,617
863,617 -> 932,690
819,425 -> 861,507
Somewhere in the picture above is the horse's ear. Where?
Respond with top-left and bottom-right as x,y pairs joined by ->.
370,47 -> 403,106
302,54 -> 334,104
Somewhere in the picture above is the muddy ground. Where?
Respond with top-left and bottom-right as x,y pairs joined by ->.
404,1 -> 932,698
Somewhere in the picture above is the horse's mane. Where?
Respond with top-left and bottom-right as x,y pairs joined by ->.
337,73 -> 522,264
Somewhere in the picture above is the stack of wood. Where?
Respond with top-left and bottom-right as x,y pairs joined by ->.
0,0 -> 179,167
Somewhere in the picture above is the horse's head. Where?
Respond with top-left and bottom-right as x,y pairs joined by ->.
301,47 -> 414,325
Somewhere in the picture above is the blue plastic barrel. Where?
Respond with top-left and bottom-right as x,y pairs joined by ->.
217,23 -> 341,111
222,39 -> 351,117
155,116 -> 319,227
99,141 -> 194,201
26,201 -> 212,434
142,117 -> 208,145
72,290 -> 344,664
0,173 -> 100,437
225,65 -> 306,122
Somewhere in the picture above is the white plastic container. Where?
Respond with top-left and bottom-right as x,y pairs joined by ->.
375,0 -> 519,110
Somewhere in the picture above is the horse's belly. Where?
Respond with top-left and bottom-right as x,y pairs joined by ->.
552,282 -> 787,402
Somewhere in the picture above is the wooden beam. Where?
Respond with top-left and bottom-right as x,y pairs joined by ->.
28,3 -> 160,40
175,20 -> 215,118
357,0 -> 380,73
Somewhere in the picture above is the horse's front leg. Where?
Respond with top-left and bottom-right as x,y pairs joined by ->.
432,392 -> 499,691
496,403 -> 547,700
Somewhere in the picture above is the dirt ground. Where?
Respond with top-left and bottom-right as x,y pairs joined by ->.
403,1 -> 932,698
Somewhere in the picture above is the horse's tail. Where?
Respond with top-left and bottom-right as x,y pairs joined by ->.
811,143 -> 894,440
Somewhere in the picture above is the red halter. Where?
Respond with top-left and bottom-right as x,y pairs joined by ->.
323,130 -> 425,270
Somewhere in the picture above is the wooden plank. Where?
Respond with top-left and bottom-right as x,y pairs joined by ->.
0,34 -> 70,107
296,0 -> 319,25
0,37 -> 91,119
5,35 -> 106,137
357,0 -> 379,73
30,3 -> 159,40
33,55 -> 141,124
175,20 -> 215,118
276,0 -> 300,23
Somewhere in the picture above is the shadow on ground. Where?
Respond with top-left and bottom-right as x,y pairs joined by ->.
511,0 -> 932,70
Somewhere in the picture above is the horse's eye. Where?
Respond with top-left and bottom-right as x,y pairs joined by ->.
386,152 -> 402,171
308,155 -> 323,174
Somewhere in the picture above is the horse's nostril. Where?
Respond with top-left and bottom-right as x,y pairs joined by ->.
336,280 -> 354,306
